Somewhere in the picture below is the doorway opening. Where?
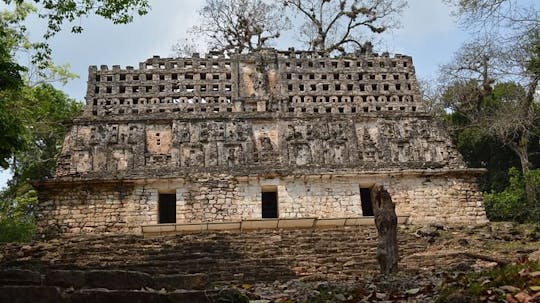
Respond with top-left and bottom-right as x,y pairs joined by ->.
360,187 -> 373,216
158,193 -> 176,223
261,188 -> 278,218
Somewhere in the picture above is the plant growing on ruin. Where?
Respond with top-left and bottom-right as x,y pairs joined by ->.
191,0 -> 289,54
283,0 -> 406,54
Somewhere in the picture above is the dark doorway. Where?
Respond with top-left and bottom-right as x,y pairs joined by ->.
262,191 -> 278,218
360,187 -> 373,216
158,193 -> 176,223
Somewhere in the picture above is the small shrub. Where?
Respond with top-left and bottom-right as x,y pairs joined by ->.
484,168 -> 540,223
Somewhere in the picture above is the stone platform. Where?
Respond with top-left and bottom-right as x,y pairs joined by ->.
141,216 -> 409,235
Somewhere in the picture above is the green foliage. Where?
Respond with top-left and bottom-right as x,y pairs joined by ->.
12,84 -> 82,181
0,84 -> 81,242
484,168 -> 540,223
0,187 -> 37,243
442,80 -> 540,203
0,0 -> 149,166
2,0 -> 150,66
0,0 -> 149,241
0,90 -> 27,168
451,123 -> 520,192
0,216 -> 36,243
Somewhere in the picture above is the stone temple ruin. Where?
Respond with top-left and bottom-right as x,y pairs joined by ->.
35,48 -> 488,234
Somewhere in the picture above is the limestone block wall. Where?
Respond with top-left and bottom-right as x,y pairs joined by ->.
37,172 -> 487,235
238,177 -> 363,219
176,175 -> 243,222
383,176 -> 486,224
37,183 -> 154,234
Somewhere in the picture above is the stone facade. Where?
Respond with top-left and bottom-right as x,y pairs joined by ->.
35,48 -> 487,235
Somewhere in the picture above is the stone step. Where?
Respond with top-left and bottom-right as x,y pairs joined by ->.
0,269 -> 210,290
0,286 -> 219,303
0,227 -> 429,286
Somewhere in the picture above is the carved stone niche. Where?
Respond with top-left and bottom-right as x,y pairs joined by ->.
226,122 -> 250,142
198,122 -> 210,143
112,149 -> 132,171
127,124 -> 143,144
203,143 -> 218,167
329,122 -> 348,141
181,145 -> 204,167
92,146 -> 107,172
330,142 -> 348,165
237,123 -> 251,141
89,125 -> 104,145
145,124 -> 172,155
286,124 -> 305,141
172,121 -> 191,144
72,150 -> 91,173
252,123 -> 278,164
211,122 -> 226,141
224,144 -> 244,167
117,124 -> 130,145
289,143 -> 312,166
253,136 -> 276,165
108,124 -> 119,144
75,126 -> 91,146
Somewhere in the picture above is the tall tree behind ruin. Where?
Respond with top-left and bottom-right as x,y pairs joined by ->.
282,0 -> 406,54
0,0 -> 150,168
190,0 -> 289,54
1,0 -> 150,241
440,0 -> 540,219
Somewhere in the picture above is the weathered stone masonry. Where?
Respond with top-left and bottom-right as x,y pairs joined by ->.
36,48 -> 487,234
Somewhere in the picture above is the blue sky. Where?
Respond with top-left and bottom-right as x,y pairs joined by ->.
0,0 -> 471,188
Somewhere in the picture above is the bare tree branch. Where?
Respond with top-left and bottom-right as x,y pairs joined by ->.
283,0 -> 406,54
191,0 -> 289,54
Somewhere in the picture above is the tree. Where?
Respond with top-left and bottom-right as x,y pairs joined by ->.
190,0 -> 288,53
440,38 -> 540,215
440,36 -> 540,174
0,3 -> 36,168
440,0 -> 540,221
0,84 -> 81,241
0,0 -> 149,241
0,0 -> 150,167
3,0 -> 150,66
441,1 -> 540,172
171,37 -> 205,58
444,0 -> 539,35
283,0 -> 406,54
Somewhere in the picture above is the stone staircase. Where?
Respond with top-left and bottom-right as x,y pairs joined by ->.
0,225 -> 433,302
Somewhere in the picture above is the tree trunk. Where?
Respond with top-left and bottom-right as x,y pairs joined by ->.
509,140 -> 537,208
371,185 -> 398,275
